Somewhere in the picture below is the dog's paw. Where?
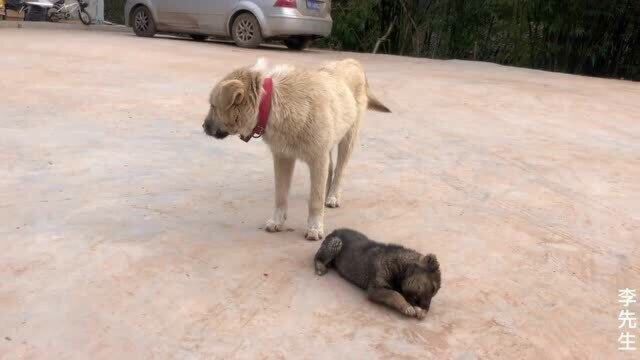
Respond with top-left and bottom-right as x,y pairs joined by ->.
325,195 -> 340,208
402,306 -> 417,317
414,307 -> 427,320
265,208 -> 287,232
315,262 -> 328,276
265,219 -> 284,232
402,306 -> 426,319
305,227 -> 324,241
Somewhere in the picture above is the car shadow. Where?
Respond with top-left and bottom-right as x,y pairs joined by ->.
127,33 -> 321,53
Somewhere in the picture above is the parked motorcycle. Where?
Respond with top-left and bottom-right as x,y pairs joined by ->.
6,0 -> 50,21
6,0 -> 90,24
47,0 -> 91,25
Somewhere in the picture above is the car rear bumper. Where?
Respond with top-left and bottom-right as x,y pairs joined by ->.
262,14 -> 332,38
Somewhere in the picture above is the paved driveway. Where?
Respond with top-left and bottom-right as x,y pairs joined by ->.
1,28 -> 639,359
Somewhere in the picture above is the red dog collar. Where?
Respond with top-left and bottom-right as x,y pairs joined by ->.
241,77 -> 273,143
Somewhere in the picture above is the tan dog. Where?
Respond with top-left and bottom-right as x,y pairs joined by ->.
202,58 -> 390,240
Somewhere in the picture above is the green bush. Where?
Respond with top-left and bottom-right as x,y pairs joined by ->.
321,0 -> 640,80
105,0 -> 125,24
103,0 -> 639,80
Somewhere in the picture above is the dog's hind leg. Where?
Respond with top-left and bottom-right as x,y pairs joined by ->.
314,233 -> 343,275
326,125 -> 359,208
326,150 -> 334,198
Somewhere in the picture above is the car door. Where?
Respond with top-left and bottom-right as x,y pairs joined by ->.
191,0 -> 227,35
153,0 -> 198,31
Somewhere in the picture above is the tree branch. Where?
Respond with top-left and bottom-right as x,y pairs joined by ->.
373,18 -> 395,54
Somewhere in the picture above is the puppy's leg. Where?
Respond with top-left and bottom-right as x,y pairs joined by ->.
265,154 -> 295,233
305,154 -> 329,240
326,126 -> 358,208
314,233 -> 343,275
367,286 -> 426,319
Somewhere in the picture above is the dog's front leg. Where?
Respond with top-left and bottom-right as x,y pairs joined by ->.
367,286 -> 426,319
265,154 -> 295,233
305,154 -> 329,240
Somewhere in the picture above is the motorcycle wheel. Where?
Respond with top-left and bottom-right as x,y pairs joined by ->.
79,10 -> 91,25
47,13 -> 60,22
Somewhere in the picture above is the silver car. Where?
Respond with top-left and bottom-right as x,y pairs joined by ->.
124,0 -> 332,50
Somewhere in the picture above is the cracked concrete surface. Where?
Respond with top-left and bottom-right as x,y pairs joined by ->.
1,28 -> 639,359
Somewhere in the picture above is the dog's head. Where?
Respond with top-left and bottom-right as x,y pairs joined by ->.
203,60 -> 267,139
401,254 -> 442,311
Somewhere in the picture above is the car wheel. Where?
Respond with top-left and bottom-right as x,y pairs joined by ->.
284,36 -> 311,51
190,34 -> 208,41
231,13 -> 262,48
132,6 -> 156,37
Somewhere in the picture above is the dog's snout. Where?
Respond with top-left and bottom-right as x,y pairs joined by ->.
214,129 -> 229,139
203,121 -> 211,134
203,120 -> 229,139
420,298 -> 432,312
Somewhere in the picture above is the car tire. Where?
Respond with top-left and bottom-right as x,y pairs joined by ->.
190,34 -> 208,41
284,36 -> 311,51
132,6 -> 156,38
231,13 -> 262,48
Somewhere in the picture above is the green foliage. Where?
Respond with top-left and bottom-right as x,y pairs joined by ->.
317,0 -> 381,51
103,0 -> 639,79
105,0 -> 125,24
322,0 -> 640,80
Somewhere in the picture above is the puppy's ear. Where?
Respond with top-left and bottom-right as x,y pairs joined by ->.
420,254 -> 440,273
220,79 -> 245,109
251,57 -> 269,72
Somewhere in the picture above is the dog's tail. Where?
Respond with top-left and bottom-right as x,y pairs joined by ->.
366,80 -> 391,113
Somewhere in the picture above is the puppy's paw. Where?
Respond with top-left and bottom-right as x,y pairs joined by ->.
402,306 -> 417,317
402,306 -> 426,319
305,227 -> 324,241
315,262 -> 328,276
265,219 -> 284,232
325,195 -> 340,208
414,307 -> 427,320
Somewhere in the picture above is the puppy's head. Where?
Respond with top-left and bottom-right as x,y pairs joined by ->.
401,254 -> 441,311
203,61 -> 266,139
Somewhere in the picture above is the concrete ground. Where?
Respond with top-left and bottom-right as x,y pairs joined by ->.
1,28 -> 639,359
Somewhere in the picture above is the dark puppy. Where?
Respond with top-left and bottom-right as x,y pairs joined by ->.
315,228 -> 441,319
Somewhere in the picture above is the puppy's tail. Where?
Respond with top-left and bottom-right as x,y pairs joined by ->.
366,80 -> 391,113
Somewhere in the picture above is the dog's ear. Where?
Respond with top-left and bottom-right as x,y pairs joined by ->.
251,57 -> 269,72
220,79 -> 245,109
420,254 -> 440,273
